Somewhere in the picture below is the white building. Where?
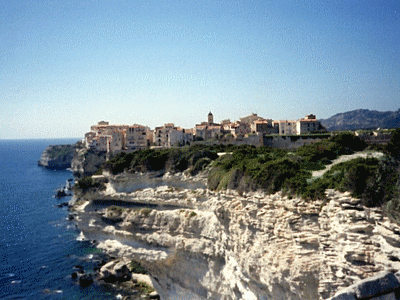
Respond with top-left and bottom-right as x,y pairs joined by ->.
275,120 -> 297,135
153,123 -> 193,147
126,124 -> 152,150
296,114 -> 323,135
85,121 -> 151,153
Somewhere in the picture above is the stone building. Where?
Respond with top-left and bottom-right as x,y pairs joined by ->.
194,112 -> 223,140
269,114 -> 324,135
222,122 -> 251,137
296,114 -> 323,135
153,123 -> 193,148
240,113 -> 263,125
126,124 -> 153,150
251,119 -> 278,134
85,121 -> 128,153
275,120 -> 297,135
85,121 -> 152,153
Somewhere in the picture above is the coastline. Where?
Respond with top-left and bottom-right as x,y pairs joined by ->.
69,171 -> 400,299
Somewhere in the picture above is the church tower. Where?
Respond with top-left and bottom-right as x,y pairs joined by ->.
208,112 -> 214,125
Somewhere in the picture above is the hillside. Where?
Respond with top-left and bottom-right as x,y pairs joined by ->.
320,109 -> 400,131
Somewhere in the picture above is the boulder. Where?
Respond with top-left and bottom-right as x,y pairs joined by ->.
331,271 -> 400,300
149,291 -> 161,299
99,259 -> 131,283
355,271 -> 400,298
78,273 -> 94,287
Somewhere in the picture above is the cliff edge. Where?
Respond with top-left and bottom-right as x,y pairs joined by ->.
71,173 -> 400,300
38,143 -> 107,176
38,144 -> 79,170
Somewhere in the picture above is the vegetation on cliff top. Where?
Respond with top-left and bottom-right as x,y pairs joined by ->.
74,176 -> 107,194
75,130 -> 400,222
38,142 -> 83,169
103,144 -> 221,175
46,144 -> 76,160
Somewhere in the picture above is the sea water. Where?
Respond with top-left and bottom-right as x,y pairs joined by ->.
0,139 -> 116,299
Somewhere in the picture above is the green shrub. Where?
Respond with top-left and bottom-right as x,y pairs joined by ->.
102,146 -> 219,175
295,133 -> 367,166
330,132 -> 367,153
107,206 -> 125,216
207,146 -> 309,196
386,129 -> 400,160
140,207 -> 152,216
136,282 -> 154,294
75,176 -> 106,192
130,260 -> 147,274
48,144 -> 75,160
304,157 -> 380,201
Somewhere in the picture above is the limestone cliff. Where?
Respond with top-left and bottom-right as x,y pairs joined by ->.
71,173 -> 400,300
70,148 -> 108,177
38,144 -> 79,170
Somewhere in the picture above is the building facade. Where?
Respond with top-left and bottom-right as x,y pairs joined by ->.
126,124 -> 153,150
153,123 -> 193,148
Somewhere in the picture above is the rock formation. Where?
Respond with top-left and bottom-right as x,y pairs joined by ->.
38,143 -> 107,176
70,148 -> 108,177
331,271 -> 400,299
38,144 -> 77,169
70,173 -> 400,299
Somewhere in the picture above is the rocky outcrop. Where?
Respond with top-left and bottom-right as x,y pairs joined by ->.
331,271 -> 400,299
71,173 -> 400,299
98,258 -> 132,283
70,254 -> 161,298
70,149 -> 107,177
38,144 -> 78,169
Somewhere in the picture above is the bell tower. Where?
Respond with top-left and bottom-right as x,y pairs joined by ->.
208,112 -> 213,125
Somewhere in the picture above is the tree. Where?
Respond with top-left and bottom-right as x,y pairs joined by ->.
386,129 -> 400,160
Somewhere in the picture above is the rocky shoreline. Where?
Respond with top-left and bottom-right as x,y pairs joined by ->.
68,251 -> 161,300
68,171 -> 400,299
63,209 -> 162,299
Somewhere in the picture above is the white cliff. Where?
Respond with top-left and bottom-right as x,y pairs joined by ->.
72,173 -> 400,299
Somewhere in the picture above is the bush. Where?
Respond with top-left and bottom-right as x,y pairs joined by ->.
295,133 -> 367,166
386,129 -> 400,160
130,260 -> 147,274
103,146 -> 219,175
330,132 -> 367,153
304,157 -> 380,201
207,146 -> 310,196
363,156 -> 399,207
75,176 -> 106,192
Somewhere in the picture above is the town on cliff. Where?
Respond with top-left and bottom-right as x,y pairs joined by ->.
84,112 -> 328,153
83,111 -> 394,155
37,111 -> 400,300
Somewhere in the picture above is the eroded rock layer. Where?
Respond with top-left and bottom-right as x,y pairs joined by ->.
71,173 -> 400,299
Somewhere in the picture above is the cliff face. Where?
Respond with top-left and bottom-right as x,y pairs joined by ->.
70,149 -> 108,177
38,143 -> 107,176
72,174 -> 400,300
38,144 -> 77,169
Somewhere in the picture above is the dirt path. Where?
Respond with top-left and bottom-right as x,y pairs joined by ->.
312,151 -> 384,178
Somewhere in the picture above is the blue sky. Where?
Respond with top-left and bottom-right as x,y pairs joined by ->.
1,0 -> 399,139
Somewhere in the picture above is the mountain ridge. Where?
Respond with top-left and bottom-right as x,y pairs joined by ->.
320,108 -> 400,131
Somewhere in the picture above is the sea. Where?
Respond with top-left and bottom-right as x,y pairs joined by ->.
0,139 -> 117,300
